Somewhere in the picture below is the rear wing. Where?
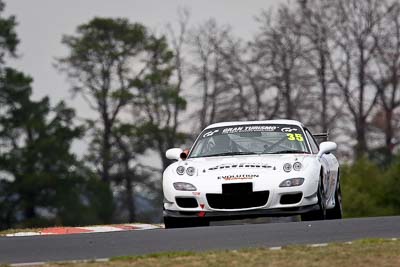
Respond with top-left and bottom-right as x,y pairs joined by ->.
313,132 -> 329,144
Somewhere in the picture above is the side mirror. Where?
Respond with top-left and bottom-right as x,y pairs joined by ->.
166,148 -> 183,160
317,141 -> 337,158
166,148 -> 190,161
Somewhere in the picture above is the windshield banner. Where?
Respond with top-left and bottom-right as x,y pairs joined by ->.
201,124 -> 302,138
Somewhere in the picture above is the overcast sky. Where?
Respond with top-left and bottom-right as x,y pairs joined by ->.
5,0 -> 280,154
5,0 -> 281,111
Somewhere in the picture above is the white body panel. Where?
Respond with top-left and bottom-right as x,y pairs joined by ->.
163,120 -> 339,217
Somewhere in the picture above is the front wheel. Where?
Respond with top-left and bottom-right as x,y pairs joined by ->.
164,216 -> 210,229
301,180 -> 326,221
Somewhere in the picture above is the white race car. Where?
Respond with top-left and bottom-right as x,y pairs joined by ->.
163,120 -> 342,228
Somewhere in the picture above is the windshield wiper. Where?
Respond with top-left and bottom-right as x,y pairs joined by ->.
201,151 -> 258,157
268,150 -> 308,154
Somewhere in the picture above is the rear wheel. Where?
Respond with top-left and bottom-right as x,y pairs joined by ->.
301,180 -> 326,221
326,177 -> 343,220
164,216 -> 210,229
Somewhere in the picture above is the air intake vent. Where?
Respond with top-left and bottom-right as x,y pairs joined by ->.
176,197 -> 198,208
207,190 -> 269,209
280,193 -> 303,205
222,182 -> 252,194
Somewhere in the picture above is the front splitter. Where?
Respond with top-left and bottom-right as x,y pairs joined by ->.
164,204 -> 319,221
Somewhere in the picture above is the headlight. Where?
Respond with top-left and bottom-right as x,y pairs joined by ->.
186,167 -> 195,176
293,162 -> 302,171
279,178 -> 305,187
173,182 -> 197,191
283,163 -> 292,172
176,166 -> 185,175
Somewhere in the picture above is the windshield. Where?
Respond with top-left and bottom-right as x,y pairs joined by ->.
189,124 -> 310,158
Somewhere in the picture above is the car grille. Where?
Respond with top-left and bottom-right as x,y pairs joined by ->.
206,183 -> 269,209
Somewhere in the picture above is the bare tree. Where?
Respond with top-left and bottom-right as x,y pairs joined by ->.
297,0 -> 344,132
369,1 -> 400,157
188,20 -> 246,129
212,30 -> 281,121
210,35 -> 253,120
188,18 -> 282,128
328,0 -> 386,158
166,8 -> 190,139
253,6 -> 314,121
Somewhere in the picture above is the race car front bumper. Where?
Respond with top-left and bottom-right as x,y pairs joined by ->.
163,204 -> 319,221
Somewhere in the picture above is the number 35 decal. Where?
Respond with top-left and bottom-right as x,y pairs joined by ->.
287,133 -> 304,142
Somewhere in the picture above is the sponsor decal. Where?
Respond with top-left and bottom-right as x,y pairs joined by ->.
287,133 -> 304,142
281,127 -> 298,133
209,163 -> 271,170
217,174 -> 260,180
222,125 -> 277,134
199,124 -> 304,141
203,129 -> 219,137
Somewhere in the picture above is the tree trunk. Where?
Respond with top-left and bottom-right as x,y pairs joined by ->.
101,115 -> 111,183
355,119 -> 368,159
384,109 -> 394,157
200,64 -> 209,130
355,45 -> 368,159
124,164 -> 135,223
283,74 -> 293,118
319,50 -> 328,132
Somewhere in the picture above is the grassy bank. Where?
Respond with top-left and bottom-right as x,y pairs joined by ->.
38,238 -> 400,267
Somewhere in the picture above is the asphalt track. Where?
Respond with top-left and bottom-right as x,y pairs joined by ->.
1,216 -> 400,264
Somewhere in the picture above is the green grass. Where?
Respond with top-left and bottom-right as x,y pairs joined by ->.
111,251 -> 199,261
41,238 -> 400,267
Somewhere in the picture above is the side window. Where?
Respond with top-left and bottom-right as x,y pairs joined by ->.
305,129 -> 319,154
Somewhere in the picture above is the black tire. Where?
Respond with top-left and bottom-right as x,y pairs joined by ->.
301,179 -> 326,221
326,178 -> 343,220
164,216 -> 210,229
